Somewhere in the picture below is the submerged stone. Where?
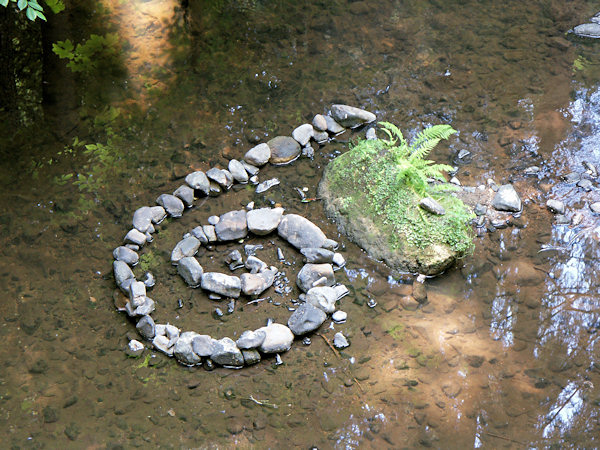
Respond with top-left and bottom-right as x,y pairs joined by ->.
331,104 -> 376,128
268,136 -> 301,164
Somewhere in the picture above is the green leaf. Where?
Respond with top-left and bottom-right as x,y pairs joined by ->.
28,0 -> 42,10
35,8 -> 46,20
43,0 -> 64,13
17,0 -> 26,10
25,6 -> 35,19
52,40 -> 74,59
0,0 -> 9,8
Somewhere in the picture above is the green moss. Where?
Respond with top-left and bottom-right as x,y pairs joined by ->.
138,251 -> 161,273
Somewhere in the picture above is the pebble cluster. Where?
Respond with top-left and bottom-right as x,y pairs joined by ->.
113,104 -> 377,369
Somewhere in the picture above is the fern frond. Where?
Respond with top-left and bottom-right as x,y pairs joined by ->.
409,124 -> 456,158
409,138 -> 442,161
378,121 -> 406,147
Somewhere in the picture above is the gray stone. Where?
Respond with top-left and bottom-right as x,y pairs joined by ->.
211,337 -> 244,367
300,247 -> 335,263
578,178 -> 593,191
303,144 -> 315,159
136,315 -> 155,340
305,286 -> 338,313
241,160 -> 260,176
132,207 -> 154,233
491,184 -> 522,212
190,226 -> 208,244
257,323 -> 294,354
573,22 -> 600,38
208,215 -> 219,225
149,206 -> 167,224
333,284 -> 349,299
174,332 -> 201,365
420,197 -> 446,215
244,244 -> 263,256
297,264 -> 335,292
127,339 -> 145,357
206,167 -> 229,189
177,257 -> 203,287
331,104 -> 376,128
171,236 -> 201,265
244,143 -> 271,167
590,202 -> 600,214
524,166 -> 540,176
201,273 -> 241,298
113,246 -> 139,266
247,207 -> 284,235
288,303 -> 327,335
312,114 -> 328,131
153,335 -> 174,355
277,214 -> 328,249
203,225 -> 217,242
208,181 -> 221,196
267,136 -> 301,165
563,172 -> 581,183
324,115 -> 345,134
126,297 -> 155,317
322,239 -> 339,250
192,335 -> 216,357
365,128 -> 377,140
333,332 -> 350,349
222,169 -> 234,189
236,330 -> 266,349
242,349 -> 261,365
228,159 -> 249,183
256,178 -> 280,193
547,199 -> 565,215
157,194 -> 185,218
312,130 -> 329,143
332,310 -> 347,323
185,171 -> 210,196
215,210 -> 248,241
173,185 -> 195,207
240,268 -> 277,296
226,249 -> 243,265
292,124 -> 314,146
332,253 -> 346,268
124,228 -> 147,246
245,255 -> 268,273
128,281 -> 147,306
142,272 -> 155,288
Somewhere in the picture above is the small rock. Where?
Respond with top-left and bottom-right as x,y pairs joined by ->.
244,143 -> 271,167
208,181 -> 221,196
153,335 -> 174,356
331,104 -> 376,128
190,226 -> 208,244
173,185 -> 195,207
300,247 -> 335,263
211,337 -> 244,367
312,131 -> 328,144
562,172 -> 581,183
333,332 -> 350,349
113,260 -> 134,288
127,339 -> 145,357
324,115 -> 345,134
312,114 -> 328,131
136,315 -> 155,339
420,197 -> 446,215
156,194 -> 185,218
240,268 -> 277,296
201,272 -> 241,298
236,329 -> 267,349
185,171 -> 210,196
132,206 -> 154,233
128,281 -> 147,306
113,246 -> 139,266
203,225 -> 217,242
572,22 -> 600,38
578,178 -> 593,191
241,160 -> 260,176
215,210 -> 248,241
292,124 -> 314,146
332,253 -> 346,268
297,264 -> 335,292
257,323 -> 294,354
174,332 -> 201,365
256,178 -> 280,193
365,127 -> 377,140
149,206 -> 166,224
124,228 -> 147,246
546,199 -> 565,215
491,184 -> 522,212
268,136 -> 301,165
412,278 -> 427,304
206,167 -> 229,189
474,203 -> 487,216
247,207 -> 284,235
142,272 -> 155,288
177,257 -> 203,287
288,303 -> 327,335
332,310 -> 347,323
171,236 -> 201,265
245,255 -> 268,273
192,335 -> 216,357
228,159 -> 249,183
222,169 -> 234,189
590,202 -> 600,214
278,214 -> 328,249
242,349 -> 261,365
305,286 -> 338,313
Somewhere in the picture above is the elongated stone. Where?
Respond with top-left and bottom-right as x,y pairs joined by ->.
185,171 -> 210,196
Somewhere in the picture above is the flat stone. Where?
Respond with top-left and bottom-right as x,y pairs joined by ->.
240,268 -> 277,296
215,210 -> 248,241
241,160 -> 260,175
313,130 -> 329,143
211,337 -> 244,367
190,226 -> 208,244
236,330 -> 266,349
208,215 -> 220,225
256,178 -> 280,193
128,281 -> 147,307
312,114 -> 328,131
297,264 -> 335,292
203,225 -> 217,242
573,22 -> 600,38
324,115 -> 345,134
201,272 -> 241,298
245,255 -> 268,273
244,143 -> 271,167
149,206 -> 167,224
300,247 -> 335,263
157,194 -> 185,218
177,257 -> 203,287
136,315 -> 155,340
143,272 -> 155,288
333,332 -> 350,349
185,171 -> 210,196
292,124 -> 314,146
332,310 -> 347,323
114,260 -> 134,288
132,207 -> 154,233
242,349 -> 261,365
113,246 -> 139,266
288,303 -> 327,335
547,199 -> 565,215
124,228 -> 147,246
192,335 -> 216,357
332,253 -> 346,267
126,296 -> 155,317
222,169 -> 234,189
127,339 -> 145,357
305,286 -> 338,313
491,184 -> 522,212
268,136 -> 301,165
277,214 -> 327,249
331,104 -> 376,128
171,236 -> 201,265
206,167 -> 229,189
420,197 -> 446,215
257,323 -> 294,354
228,159 -> 249,183
174,332 -> 201,365
247,207 -> 284,235
153,335 -> 174,356
173,185 -> 195,207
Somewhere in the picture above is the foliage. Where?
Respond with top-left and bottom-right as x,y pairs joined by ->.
0,0 -> 63,20
327,122 -> 474,254
52,33 -> 121,74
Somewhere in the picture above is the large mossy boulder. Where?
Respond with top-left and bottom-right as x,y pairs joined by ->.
318,123 -> 474,275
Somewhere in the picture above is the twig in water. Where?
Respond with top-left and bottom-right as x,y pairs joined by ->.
247,297 -> 269,305
317,333 -> 341,359
485,432 -> 525,446
248,395 -> 278,409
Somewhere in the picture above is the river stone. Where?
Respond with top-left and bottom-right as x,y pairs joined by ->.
241,160 -> 260,176
268,136 -> 301,164
174,332 -> 201,365
256,178 -> 280,193
127,339 -> 145,357
215,210 -> 248,241
297,264 -> 335,292
332,253 -> 346,268
136,315 -> 155,340
492,185 -> 522,212
324,115 -> 345,134
305,286 -> 338,313
300,247 -> 335,263
153,335 -> 174,356
171,236 -> 201,265
211,337 -> 244,367
292,124 -> 314,146
333,332 -> 350,349
247,207 -> 284,235
126,296 -> 155,317
201,273 -> 241,298
312,114 -> 328,131
190,226 -> 208,244
157,194 -> 185,217
205,167 -> 228,189
277,214 -> 327,249
573,23 -> 600,38
124,228 -> 147,246
113,246 -> 139,266
288,303 -> 327,335
203,225 -> 217,242
244,143 -> 271,166
245,255 -> 268,273
132,206 -> 154,232
331,104 -> 376,128
228,159 -> 249,183
242,349 -> 261,365
313,130 -> 329,143
366,127 -> 377,140
114,260 -> 134,288
192,335 -> 216,357
177,257 -> 203,287
590,202 -> 600,214
128,281 -> 146,306
173,185 -> 195,207
547,199 -> 565,214
332,310 -> 347,323
420,197 -> 446,215
257,323 -> 294,354
149,206 -> 167,224
240,268 -> 277,296
236,329 -> 266,349
185,171 -> 210,196
222,169 -> 234,189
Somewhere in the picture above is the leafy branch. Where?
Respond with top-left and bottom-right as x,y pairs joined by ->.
0,0 -> 64,21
